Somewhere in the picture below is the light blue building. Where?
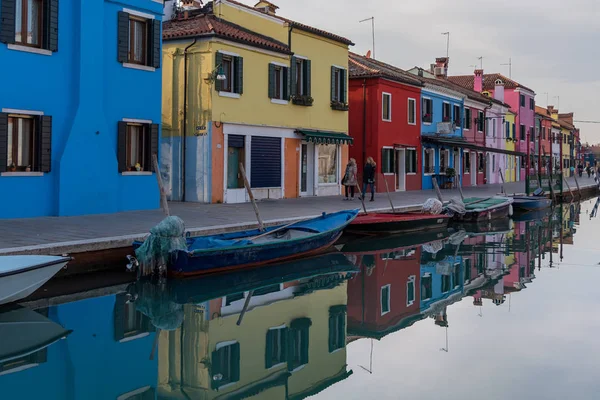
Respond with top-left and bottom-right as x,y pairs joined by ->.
0,0 -> 163,218
419,252 -> 464,313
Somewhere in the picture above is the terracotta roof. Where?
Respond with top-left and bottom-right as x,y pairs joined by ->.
163,14 -> 292,54
558,119 -> 575,130
535,106 -> 554,120
348,53 -> 423,86
447,73 -> 535,93
224,0 -> 354,45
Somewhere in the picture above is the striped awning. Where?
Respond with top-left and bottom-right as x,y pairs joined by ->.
296,130 -> 354,145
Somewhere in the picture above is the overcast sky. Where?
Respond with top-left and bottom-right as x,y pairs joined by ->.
235,0 -> 600,143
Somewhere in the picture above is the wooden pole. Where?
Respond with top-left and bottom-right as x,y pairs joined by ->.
236,290 -> 254,326
149,328 -> 161,360
355,183 -> 368,214
431,176 -> 444,203
457,178 -> 465,202
153,154 -> 170,217
563,177 -> 574,201
498,168 -> 505,195
239,163 -> 264,232
573,173 -> 582,199
382,176 -> 396,213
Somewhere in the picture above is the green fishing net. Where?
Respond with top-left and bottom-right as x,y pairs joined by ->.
135,216 -> 188,275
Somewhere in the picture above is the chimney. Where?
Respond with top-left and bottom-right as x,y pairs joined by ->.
254,1 -> 279,15
494,78 -> 505,103
474,69 -> 483,92
181,0 -> 203,10
433,57 -> 449,79
365,50 -> 371,59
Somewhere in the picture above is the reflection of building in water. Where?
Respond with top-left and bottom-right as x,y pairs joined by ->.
420,248 -> 463,314
158,276 -> 352,399
346,246 -> 423,339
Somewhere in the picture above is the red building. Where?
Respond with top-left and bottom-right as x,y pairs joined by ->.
348,53 -> 424,191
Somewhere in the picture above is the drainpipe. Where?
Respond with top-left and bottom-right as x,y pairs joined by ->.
182,38 -> 197,202
362,79 -> 367,168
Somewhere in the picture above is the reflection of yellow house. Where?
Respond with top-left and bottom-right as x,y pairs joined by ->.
161,0 -> 353,204
505,111 -> 516,182
158,280 -> 351,399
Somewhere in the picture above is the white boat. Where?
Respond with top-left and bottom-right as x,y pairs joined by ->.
0,256 -> 71,305
0,307 -> 72,369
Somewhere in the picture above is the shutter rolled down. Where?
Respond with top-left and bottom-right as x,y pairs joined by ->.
117,11 -> 129,63
215,52 -> 223,92
0,0 -> 16,44
250,136 -> 281,188
268,64 -> 275,99
234,56 -> 243,94
117,121 -> 127,172
290,57 -> 297,97
39,116 -> 52,172
151,19 -> 161,68
44,0 -> 59,52
304,59 -> 311,96
0,113 -> 8,172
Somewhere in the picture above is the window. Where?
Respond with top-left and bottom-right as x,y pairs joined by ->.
530,98 -> 535,110
1,112 -> 51,173
422,98 -> 433,123
117,12 -> 160,69
382,92 -> 391,121
421,274 -> 432,300
439,149 -> 449,173
464,152 -> 471,174
563,134 -> 567,144
406,276 -> 415,306
520,94 -> 525,107
520,124 -> 525,141
512,123 -> 516,139
492,120 -> 496,138
3,0 -> 58,51
441,274 -> 451,293
424,148 -> 434,174
113,293 -> 154,341
477,111 -> 484,132
464,259 -> 472,283
15,0 -> 42,46
406,149 -> 417,173
505,121 -> 510,138
225,292 -> 244,306
521,156 -> 526,168
317,144 -> 337,184
330,66 -> 347,106
478,153 -> 484,172
288,318 -> 311,371
382,148 -> 394,174
442,102 -> 451,122
380,284 -> 390,315
211,342 -> 240,389
268,64 -> 289,101
530,127 -> 535,142
227,135 -> 245,189
214,52 -> 243,94
464,108 -> 472,130
117,121 -> 158,172
291,57 -> 311,102
328,305 -> 346,353
453,263 -> 460,288
265,327 -> 287,368
408,98 -> 416,125
453,104 -> 461,127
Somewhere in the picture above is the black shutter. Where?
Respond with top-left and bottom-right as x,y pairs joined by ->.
230,342 -> 240,382
330,66 -> 336,102
234,56 -> 243,94
265,330 -> 274,368
118,121 -> 127,172
290,57 -> 297,97
268,63 -> 275,99
211,350 -> 222,390
44,0 -> 59,52
113,293 -> 125,341
300,327 -> 309,364
0,113 -> 8,173
117,11 -> 129,63
0,0 -> 16,44
149,123 -> 159,172
151,19 -> 161,68
304,59 -> 311,97
215,52 -> 223,92
39,116 -> 52,172
282,67 -> 289,100
250,136 -> 281,188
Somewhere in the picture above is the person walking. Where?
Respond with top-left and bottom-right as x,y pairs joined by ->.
342,158 -> 358,200
578,163 -> 583,177
586,165 -> 591,178
361,157 -> 376,202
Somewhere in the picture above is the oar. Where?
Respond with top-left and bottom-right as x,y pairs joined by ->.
245,217 -> 312,242
239,163 -> 264,232
382,177 -> 396,213
355,183 -> 368,214
431,176 -> 444,203
236,290 -> 254,326
149,328 -> 161,360
457,177 -> 465,202
152,154 -> 170,217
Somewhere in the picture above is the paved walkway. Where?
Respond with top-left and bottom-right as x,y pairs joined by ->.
1,176 -> 597,254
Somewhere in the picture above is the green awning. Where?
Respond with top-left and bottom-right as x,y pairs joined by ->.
296,130 -> 353,145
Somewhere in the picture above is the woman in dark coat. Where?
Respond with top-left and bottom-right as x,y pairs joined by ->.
361,157 -> 376,201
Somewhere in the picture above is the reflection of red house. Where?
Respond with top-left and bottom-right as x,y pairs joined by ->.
348,52 -> 423,192
346,247 -> 423,339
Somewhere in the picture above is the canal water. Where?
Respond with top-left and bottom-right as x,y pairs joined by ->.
2,200 -> 600,400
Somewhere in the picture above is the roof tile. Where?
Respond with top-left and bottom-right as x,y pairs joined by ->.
348,53 -> 423,86
447,73 -> 535,94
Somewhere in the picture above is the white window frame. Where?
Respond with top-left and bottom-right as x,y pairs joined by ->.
442,101 -> 450,122
439,149 -> 450,173
380,284 -> 391,315
407,98 -> 416,125
422,97 -> 432,125
464,151 -> 471,174
406,276 -> 416,306
382,92 -> 392,122
406,148 -> 417,174
424,148 -> 435,175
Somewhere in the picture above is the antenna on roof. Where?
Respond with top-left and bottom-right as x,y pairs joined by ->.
441,32 -> 450,59
500,57 -> 512,79
359,17 -> 375,59
477,56 -> 483,69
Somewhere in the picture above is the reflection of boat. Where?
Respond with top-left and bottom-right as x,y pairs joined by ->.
511,207 -> 552,222
339,229 -> 450,254
451,217 -> 512,235
134,210 -> 358,277
346,213 -> 450,235
0,307 -> 72,366
451,197 -> 513,222
0,256 -> 71,305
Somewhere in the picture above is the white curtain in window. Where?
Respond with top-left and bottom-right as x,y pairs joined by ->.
134,21 -> 145,63
317,144 -> 337,184
18,118 -> 33,167
27,0 -> 40,45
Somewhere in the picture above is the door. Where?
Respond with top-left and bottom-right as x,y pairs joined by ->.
300,143 -> 315,196
515,156 -> 520,181
396,149 -> 406,191
453,150 -> 460,187
471,152 -> 476,186
225,135 -> 247,203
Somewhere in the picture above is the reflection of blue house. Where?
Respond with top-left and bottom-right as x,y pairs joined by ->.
0,295 -> 158,400
419,254 -> 464,312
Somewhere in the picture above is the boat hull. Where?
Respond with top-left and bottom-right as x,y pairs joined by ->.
511,196 -> 553,211
451,203 -> 511,223
346,213 -> 451,235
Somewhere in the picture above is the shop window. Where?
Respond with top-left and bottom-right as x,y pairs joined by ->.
317,144 -> 337,184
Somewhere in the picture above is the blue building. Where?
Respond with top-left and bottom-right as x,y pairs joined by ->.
419,252 -> 464,313
0,0 -> 163,218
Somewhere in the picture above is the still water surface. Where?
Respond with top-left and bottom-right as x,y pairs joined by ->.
2,200 -> 600,400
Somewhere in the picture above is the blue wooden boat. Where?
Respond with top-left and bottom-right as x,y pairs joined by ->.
511,195 -> 552,212
133,209 -> 359,277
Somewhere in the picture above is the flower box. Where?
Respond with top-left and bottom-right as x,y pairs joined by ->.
330,101 -> 349,111
292,95 -> 314,106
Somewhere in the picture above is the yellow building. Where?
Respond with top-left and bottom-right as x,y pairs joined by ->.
504,110 -> 516,182
157,276 -> 352,399
161,0 -> 353,203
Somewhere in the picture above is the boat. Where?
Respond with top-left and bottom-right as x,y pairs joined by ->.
511,207 -> 552,222
448,196 -> 513,223
345,212 -> 451,235
0,256 -> 71,305
133,209 -> 359,277
0,306 -> 72,366
510,195 -> 553,212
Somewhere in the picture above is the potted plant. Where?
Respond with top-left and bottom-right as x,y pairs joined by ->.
423,113 -> 432,123
330,100 -> 349,111
8,163 -> 16,172
291,94 -> 314,106
445,167 -> 456,189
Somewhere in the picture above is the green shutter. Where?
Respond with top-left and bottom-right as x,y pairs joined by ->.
341,69 -> 347,103
231,342 -> 241,382
286,329 -> 294,371
234,56 -> 244,94
283,67 -> 289,100
300,327 -> 309,365
215,52 -> 223,92
330,66 -> 337,102
290,57 -> 297,97
304,59 -> 311,96
211,350 -> 222,390
268,64 -> 276,99
265,330 -> 274,368
0,0 -> 16,44
339,314 -> 346,350
281,327 -> 289,362
328,315 -> 335,352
